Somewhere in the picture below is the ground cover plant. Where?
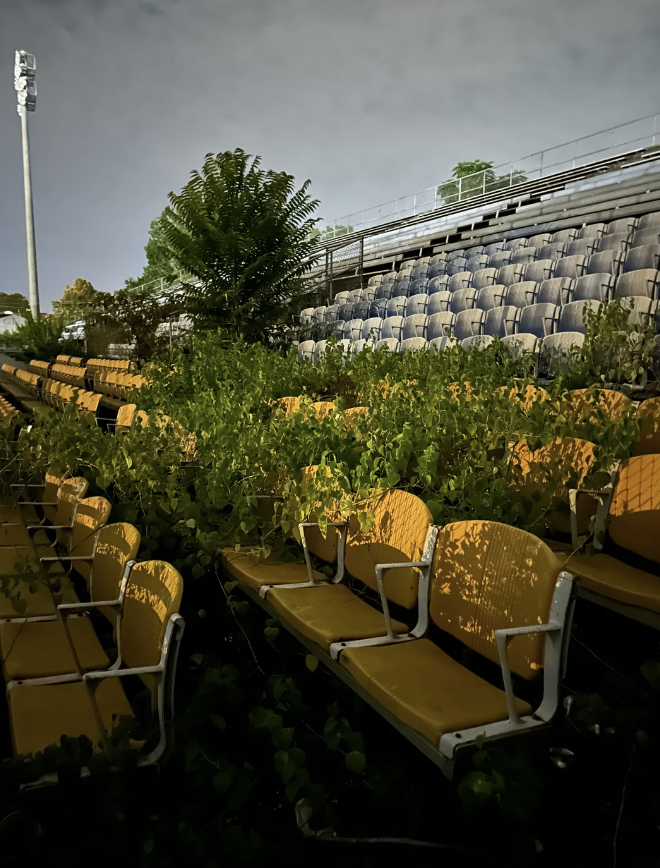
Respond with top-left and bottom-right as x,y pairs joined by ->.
0,326 -> 658,866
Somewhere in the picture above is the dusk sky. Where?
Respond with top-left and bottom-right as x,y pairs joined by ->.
1,0 -> 659,310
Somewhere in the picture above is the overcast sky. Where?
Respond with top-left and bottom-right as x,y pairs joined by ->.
1,0 -> 659,310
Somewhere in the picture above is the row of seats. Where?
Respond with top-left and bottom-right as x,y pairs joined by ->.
0,474 -> 184,767
54,354 -> 84,367
94,370 -> 147,400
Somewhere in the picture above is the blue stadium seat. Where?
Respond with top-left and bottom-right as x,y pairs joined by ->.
427,312 -> 456,340
537,278 -> 575,307
369,299 -> 389,318
518,303 -> 559,338
453,309 -> 485,341
484,305 -> 519,337
375,283 -> 395,300
352,301 -> 370,320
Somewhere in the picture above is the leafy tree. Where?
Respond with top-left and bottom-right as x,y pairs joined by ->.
155,148 -> 320,342
438,159 -> 527,204
52,278 -> 107,323
124,216 -> 178,291
111,283 -> 183,360
0,293 -> 29,315
0,310 -> 79,360
308,224 -> 355,242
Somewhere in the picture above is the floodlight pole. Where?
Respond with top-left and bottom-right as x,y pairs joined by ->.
14,50 -> 40,319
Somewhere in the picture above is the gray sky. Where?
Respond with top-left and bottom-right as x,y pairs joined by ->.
1,0 -> 659,310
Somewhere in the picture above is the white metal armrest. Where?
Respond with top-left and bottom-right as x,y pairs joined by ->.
83,664 -> 162,682
40,555 -> 94,563
496,622 -> 560,725
568,486 -> 612,548
58,598 -> 122,618
375,560 -> 429,641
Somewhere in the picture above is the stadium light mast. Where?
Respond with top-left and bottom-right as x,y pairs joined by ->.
14,50 -> 40,318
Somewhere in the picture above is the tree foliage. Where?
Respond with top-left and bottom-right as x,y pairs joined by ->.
0,310 -> 79,361
52,278 -> 103,323
124,217 -> 178,291
438,159 -> 528,204
0,293 -> 29,316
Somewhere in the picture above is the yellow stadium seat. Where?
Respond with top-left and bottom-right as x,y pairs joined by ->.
0,476 -> 89,548
635,397 -> 660,456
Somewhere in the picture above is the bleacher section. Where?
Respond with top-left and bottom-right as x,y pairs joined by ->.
298,212 -> 660,363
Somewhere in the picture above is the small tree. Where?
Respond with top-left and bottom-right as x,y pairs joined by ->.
53,278 -> 105,323
124,216 -> 178,291
0,311 -> 79,361
0,293 -> 29,316
156,148 -> 320,343
111,284 -> 182,360
438,160 -> 527,204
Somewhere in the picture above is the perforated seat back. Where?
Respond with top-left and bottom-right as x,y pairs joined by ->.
608,456 -> 660,564
430,521 -> 561,679
69,497 -> 112,571
562,389 -> 633,424
345,490 -> 432,610
54,476 -> 89,528
87,523 -> 142,621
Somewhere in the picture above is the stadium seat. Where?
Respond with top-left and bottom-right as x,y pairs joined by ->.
598,233 -> 630,254
450,288 -> 478,314
462,335 -> 494,351
503,237 -> 530,252
330,320 -> 346,338
612,296 -> 658,329
475,286 -> 506,311
527,233 -> 553,248
312,306 -> 327,324
348,290 -> 361,304
485,241 -> 506,256
410,278 -> 430,296
392,280 -> 411,297
376,284 -> 395,300
430,252 -> 448,264
552,228 -> 580,243
401,337 -> 429,353
415,256 -> 432,267
624,245 -> 660,273
558,299 -> 601,334
362,318 -> 384,341
540,333 -> 585,373
360,287 -> 376,302
369,299 -> 389,318
402,315 -> 429,340
447,258 -> 468,276
631,229 -> 660,249
382,271 -> 398,283
454,309 -> 485,341
466,255 -> 490,273
488,251 -> 512,270
502,333 -> 540,355
511,249 -> 538,266
447,249 -> 467,262
518,303 -> 559,338
635,398 -> 660,455
338,303 -> 354,321
587,250 -> 623,276
344,319 -> 364,342
638,213 -> 660,230
429,261 -> 449,278
352,339 -> 368,354
324,304 -> 340,323
300,308 -> 314,326
427,312 -> 456,339
505,282 -> 539,308
538,243 -> 568,261
554,255 -> 588,279
412,265 -> 430,280
428,292 -> 453,315
405,294 -> 430,316
567,239 -> 599,257
537,278 -> 575,307
376,338 -> 401,353
466,245 -> 486,257
524,260 -> 556,283
382,316 -> 405,341
613,270 -> 660,300
387,297 -> 407,318
484,306 -> 519,337
428,275 -> 450,294
312,341 -> 328,362
353,301 -> 370,320
448,272 -> 473,293
472,268 -> 499,290
496,265 -> 525,287
297,341 -> 315,362
366,276 -> 383,288
428,336 -> 459,354
578,222 -> 606,239
573,273 -> 613,302
606,217 -> 638,236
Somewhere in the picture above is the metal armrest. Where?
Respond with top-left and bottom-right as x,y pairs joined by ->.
15,501 -> 57,506
40,555 -> 94,563
375,559 -> 430,640
299,520 -> 347,584
568,486 -> 612,548
83,663 -> 162,682
496,622 -> 560,725
58,598 -> 122,617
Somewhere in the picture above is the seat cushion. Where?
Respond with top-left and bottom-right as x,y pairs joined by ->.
267,583 -> 408,650
8,677 -> 135,757
341,639 -> 532,743
222,548 -> 325,591
0,573 -> 78,619
563,552 -> 660,612
0,617 -> 110,681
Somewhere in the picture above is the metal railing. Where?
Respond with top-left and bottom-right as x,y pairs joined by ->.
318,112 -> 660,241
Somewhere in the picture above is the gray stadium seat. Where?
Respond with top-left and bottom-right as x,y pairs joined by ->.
558,300 -> 602,334
313,306 -> 327,324
485,241 -> 506,256
502,333 -> 540,356
466,245 -> 486,257
345,319 -> 364,342
503,237 -> 530,252
428,336 -> 459,355
428,275 -> 451,294
352,339 -> 369,354
572,273 -> 613,302
353,301 -> 370,320
382,316 -> 405,341
447,258 -> 469,276
298,340 -> 316,362
412,265 -> 430,280
367,276 -> 383,288
537,243 -> 568,261
362,318 -> 384,341
614,270 -> 659,300
511,249 -> 538,265
527,233 -> 553,249
369,299 -> 389,318
414,256 -> 432,267
375,284 -> 395,300
430,252 -> 448,264
382,271 -> 398,283
392,280 -> 411,297
448,272 -> 473,293
475,286 -> 506,311
606,217 -> 638,236
466,255 -> 490,273
450,288 -> 478,314
496,264 -> 525,287
537,277 -> 575,307
427,312 -> 456,339
578,222 -> 606,239
454,309 -> 485,341
405,294 -> 430,316
552,228 -> 580,244
623,245 -> 660,273
597,233 -> 630,253
524,260 -> 556,283
631,229 -> 660,249
300,308 -> 315,326
402,314 -> 429,340
375,338 -> 400,353
518,303 -> 559,338
428,292 -> 453,315
386,297 -> 407,317
400,337 -> 428,353
348,290 -> 362,304
505,282 -> 539,308
410,278 -> 430,296
587,250 -> 623,276
312,340 -> 328,362
447,249 -> 467,262
567,238 -> 599,257
359,287 -> 376,302
331,320 -> 346,338
488,251 -> 512,270
324,304 -> 340,323
484,305 -> 519,337
554,255 -> 588,279
429,261 -> 449,278
334,291 -> 351,305
471,268 -> 499,290
612,296 -> 658,329
638,213 -> 660,230
540,333 -> 585,372
462,335 -> 494,351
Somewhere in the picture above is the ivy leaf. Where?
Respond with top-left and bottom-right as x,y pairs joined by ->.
305,654 -> 319,673
213,771 -> 232,796
345,751 -> 366,775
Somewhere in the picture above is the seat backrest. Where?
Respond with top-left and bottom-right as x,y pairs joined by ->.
462,335 -> 494,351
607,456 -> 660,564
428,336 -> 459,355
450,288 -> 477,314
598,233 -> 630,253
614,270 -> 659,300
428,261 -> 448,278
476,286 -> 506,311
401,337 -> 428,353
375,338 -> 400,353
510,437 -> 596,507
402,314 -> 429,340
324,305 -> 340,323
488,251 -> 512,270
612,296 -> 657,328
87,523 -> 142,621
312,340 -> 328,362
369,299 -> 388,319
405,293 -> 429,317
353,301 -> 370,320
502,333 -> 540,356
447,249 -> 467,262
607,217 -> 638,237
485,241 -> 505,256
554,255 -> 588,280
411,266 -> 430,281
484,305 -> 519,337
297,465 -> 344,562
578,222 -> 606,239
428,275 -> 450,294
573,273 -> 613,302
528,233 -> 552,249
428,291 -> 453,315
430,521 -> 561,679
272,397 -> 301,419
427,312 -> 456,340
297,341 -> 315,362
552,228 -> 580,244
524,260 -> 557,284
562,389 -> 633,424
631,229 -> 660,249
362,318 -> 383,341
471,268 -> 498,290
511,248 -> 538,266
496,264 -> 525,287
538,277 -> 575,307
447,258 -> 468,276
588,250 -> 623,276
52,476 -> 89,528
68,496 -> 112,572
387,296 -> 407,318
345,490 -> 432,610
448,272 -> 473,293
639,213 -> 660,230
338,303 -> 355,321
518,303 -> 559,338
567,238 -> 599,257
558,300 -> 601,334
453,309 -> 485,341
505,281 -> 538,309
541,332 -> 585,362
466,255 -> 489,273
635,398 -> 660,457
382,316 -> 405,341
537,243 -> 567,261
345,319 -> 364,342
